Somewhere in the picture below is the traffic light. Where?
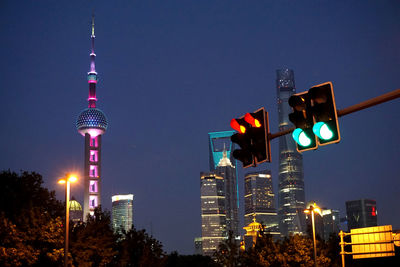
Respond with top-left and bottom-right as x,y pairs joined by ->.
230,107 -> 271,168
230,118 -> 254,168
244,108 -> 271,164
288,91 -> 318,152
309,82 -> 340,145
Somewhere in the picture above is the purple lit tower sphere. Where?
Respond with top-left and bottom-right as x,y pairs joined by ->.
76,17 -> 108,220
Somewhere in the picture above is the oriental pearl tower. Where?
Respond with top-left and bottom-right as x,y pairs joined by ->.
76,16 -> 108,220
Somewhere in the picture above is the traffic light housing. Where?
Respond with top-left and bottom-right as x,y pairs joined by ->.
309,82 -> 340,146
230,107 -> 271,168
245,108 -> 271,164
230,118 -> 254,168
288,81 -> 341,152
288,91 -> 318,152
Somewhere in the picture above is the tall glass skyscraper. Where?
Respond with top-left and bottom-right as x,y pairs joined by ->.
215,151 -> 239,237
200,172 -> 226,257
244,170 -> 279,235
208,131 -> 239,237
112,194 -> 134,234
276,69 -> 306,236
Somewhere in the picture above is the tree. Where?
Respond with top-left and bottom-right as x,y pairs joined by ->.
165,251 -> 220,267
115,227 -> 166,267
240,232 -> 286,267
0,213 -> 39,267
214,231 -> 240,267
70,207 -> 117,267
0,170 -> 64,222
0,170 -> 65,266
281,234 -> 331,267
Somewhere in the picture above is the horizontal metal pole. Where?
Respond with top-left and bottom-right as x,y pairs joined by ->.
341,250 -> 395,256
343,240 -> 394,246
269,127 -> 295,140
337,89 -> 400,117
341,230 -> 393,237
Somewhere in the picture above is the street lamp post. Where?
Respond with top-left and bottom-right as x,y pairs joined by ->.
58,174 -> 78,267
304,202 -> 321,267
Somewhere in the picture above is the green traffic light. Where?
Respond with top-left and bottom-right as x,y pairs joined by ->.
313,122 -> 334,140
292,128 -> 311,147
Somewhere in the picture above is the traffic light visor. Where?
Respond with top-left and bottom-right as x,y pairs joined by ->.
288,95 -> 307,111
313,122 -> 334,140
292,128 -> 312,147
244,113 -> 261,128
230,119 -> 246,133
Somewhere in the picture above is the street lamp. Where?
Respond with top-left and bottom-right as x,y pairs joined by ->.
304,202 -> 322,267
58,174 -> 78,267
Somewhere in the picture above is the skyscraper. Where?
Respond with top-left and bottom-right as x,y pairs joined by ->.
276,69 -> 306,236
200,172 -> 226,257
112,194 -> 134,234
244,170 -> 279,235
208,131 -> 239,237
322,209 -> 340,241
346,199 -> 377,231
76,17 -> 108,220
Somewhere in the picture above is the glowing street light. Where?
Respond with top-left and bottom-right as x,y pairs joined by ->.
58,174 -> 78,267
304,202 -> 322,267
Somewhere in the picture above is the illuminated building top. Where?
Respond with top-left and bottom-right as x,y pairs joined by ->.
112,194 -> 134,202
217,150 -> 234,168
69,199 -> 83,211
208,131 -> 236,170
76,15 -> 108,137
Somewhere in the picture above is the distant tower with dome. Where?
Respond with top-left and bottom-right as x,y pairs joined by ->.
76,16 -> 108,220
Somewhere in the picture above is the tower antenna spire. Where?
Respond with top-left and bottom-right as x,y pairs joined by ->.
91,12 -> 95,37
87,13 -> 98,108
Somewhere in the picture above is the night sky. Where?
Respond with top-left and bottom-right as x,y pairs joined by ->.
1,1 -> 399,255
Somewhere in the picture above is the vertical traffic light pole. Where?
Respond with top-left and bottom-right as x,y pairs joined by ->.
269,89 -> 400,141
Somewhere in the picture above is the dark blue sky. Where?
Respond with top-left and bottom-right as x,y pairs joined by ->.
1,1 -> 399,254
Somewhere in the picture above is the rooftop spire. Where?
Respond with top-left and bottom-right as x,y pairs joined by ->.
87,14 -> 98,108
217,147 -> 234,167
91,14 -> 95,37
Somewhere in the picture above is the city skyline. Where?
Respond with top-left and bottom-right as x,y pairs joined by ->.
1,1 -> 399,255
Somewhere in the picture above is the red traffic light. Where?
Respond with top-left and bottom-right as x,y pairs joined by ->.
230,119 -> 247,134
244,113 -> 261,128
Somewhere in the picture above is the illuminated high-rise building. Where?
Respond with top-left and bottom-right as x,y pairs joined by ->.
276,69 -> 306,236
346,199 -> 377,231
112,194 -> 134,234
76,17 -> 108,220
322,209 -> 340,241
244,170 -> 279,235
200,172 -> 226,257
208,131 -> 239,237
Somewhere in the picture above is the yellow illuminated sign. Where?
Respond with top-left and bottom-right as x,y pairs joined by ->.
351,225 -> 394,259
